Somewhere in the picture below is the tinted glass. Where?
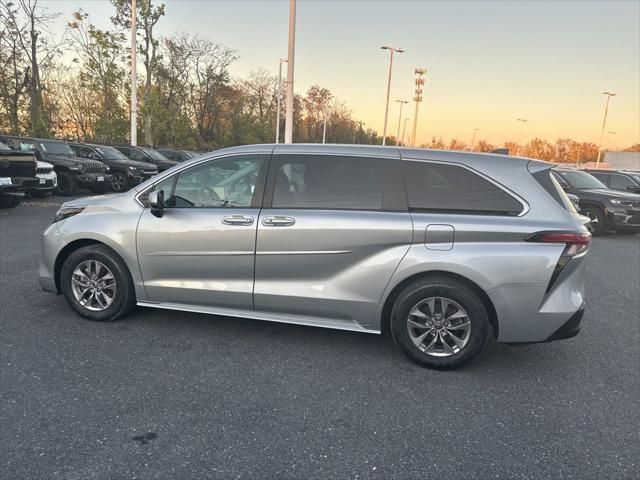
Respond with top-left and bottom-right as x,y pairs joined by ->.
0,142 -> 11,152
168,155 -> 264,208
610,174 -> 635,189
404,161 -> 523,215
589,172 -> 610,186
142,148 -> 170,162
555,170 -> 606,189
39,141 -> 74,155
95,146 -> 128,160
128,148 -> 147,161
272,155 -> 384,210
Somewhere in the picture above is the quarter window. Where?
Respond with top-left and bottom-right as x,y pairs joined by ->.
610,174 -> 635,190
403,161 -> 523,215
272,155 -> 384,210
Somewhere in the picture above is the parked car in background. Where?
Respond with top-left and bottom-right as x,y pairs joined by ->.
155,147 -> 199,162
585,169 -> 640,194
566,192 -> 581,211
109,145 -> 178,172
0,141 -> 38,208
40,144 -> 591,369
0,136 -> 111,196
25,161 -> 57,197
552,168 -> 640,235
69,143 -> 158,192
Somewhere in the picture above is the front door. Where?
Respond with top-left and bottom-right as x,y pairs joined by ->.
253,153 -> 412,329
137,153 -> 268,309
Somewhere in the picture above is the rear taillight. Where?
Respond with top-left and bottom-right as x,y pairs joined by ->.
525,231 -> 591,293
525,231 -> 591,256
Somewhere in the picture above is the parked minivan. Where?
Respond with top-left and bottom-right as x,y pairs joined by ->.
39,145 -> 591,368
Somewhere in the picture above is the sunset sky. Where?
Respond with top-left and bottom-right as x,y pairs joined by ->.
45,0 -> 639,147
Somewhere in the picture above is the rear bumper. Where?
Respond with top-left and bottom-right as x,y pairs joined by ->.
546,303 -> 585,341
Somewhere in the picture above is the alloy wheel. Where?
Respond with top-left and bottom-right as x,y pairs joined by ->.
71,260 -> 117,311
585,212 -> 599,233
111,174 -> 126,192
407,297 -> 471,357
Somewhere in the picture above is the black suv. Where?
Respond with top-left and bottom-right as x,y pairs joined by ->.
585,169 -> 640,194
0,141 -> 38,208
552,168 -> 640,235
109,145 -> 177,172
155,147 -> 199,162
0,136 -> 111,196
69,143 -> 158,192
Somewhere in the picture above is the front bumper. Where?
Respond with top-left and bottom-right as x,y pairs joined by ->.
605,207 -> 640,229
26,175 -> 57,193
76,173 -> 113,187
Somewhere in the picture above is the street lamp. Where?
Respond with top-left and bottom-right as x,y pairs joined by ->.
606,130 -> 616,151
284,0 -> 296,144
596,91 -> 616,168
516,118 -> 528,154
401,118 -> 410,146
395,100 -> 408,145
275,58 -> 287,144
380,46 -> 404,146
411,68 -> 427,147
470,128 -> 480,151
322,109 -> 328,144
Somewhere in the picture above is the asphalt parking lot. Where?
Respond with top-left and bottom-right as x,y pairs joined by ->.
1,195 -> 639,480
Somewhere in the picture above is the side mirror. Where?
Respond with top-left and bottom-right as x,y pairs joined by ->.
627,185 -> 640,193
149,190 -> 164,218
560,184 -> 571,193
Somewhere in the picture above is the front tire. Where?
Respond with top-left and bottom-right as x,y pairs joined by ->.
390,276 -> 490,369
55,172 -> 78,196
110,172 -> 130,192
60,245 -> 136,322
583,207 -> 606,236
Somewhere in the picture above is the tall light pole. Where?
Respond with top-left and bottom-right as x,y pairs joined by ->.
411,68 -> 426,147
284,0 -> 296,144
395,100 -> 408,145
130,0 -> 137,146
596,91 -> 616,168
322,109 -> 328,144
401,118 -> 410,146
470,128 -> 480,151
380,46 -> 404,145
275,58 -> 287,143
606,130 -> 616,151
516,118 -> 527,154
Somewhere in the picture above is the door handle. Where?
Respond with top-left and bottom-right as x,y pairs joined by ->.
222,215 -> 254,226
262,216 -> 296,227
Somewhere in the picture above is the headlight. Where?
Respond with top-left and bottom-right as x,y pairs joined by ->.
609,199 -> 633,207
53,206 -> 85,223
128,166 -> 138,171
105,166 -> 111,172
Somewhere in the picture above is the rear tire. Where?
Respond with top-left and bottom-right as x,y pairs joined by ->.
390,276 -> 490,369
60,245 -> 136,322
55,172 -> 78,196
583,207 -> 605,236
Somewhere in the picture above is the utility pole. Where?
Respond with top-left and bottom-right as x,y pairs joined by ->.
322,109 -> 328,144
130,0 -> 137,146
470,128 -> 479,151
275,58 -> 287,143
596,91 -> 616,168
395,100 -> 408,145
380,46 -> 404,145
284,0 -> 296,144
411,68 -> 426,147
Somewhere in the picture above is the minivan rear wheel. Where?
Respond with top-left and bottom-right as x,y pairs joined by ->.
60,245 -> 136,322
390,276 -> 490,369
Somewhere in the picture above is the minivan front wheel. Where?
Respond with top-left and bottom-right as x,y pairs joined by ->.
390,276 -> 490,369
60,244 -> 136,322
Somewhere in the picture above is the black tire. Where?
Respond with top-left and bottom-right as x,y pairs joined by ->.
110,172 -> 130,192
582,207 -> 606,236
0,196 -> 22,208
390,276 -> 490,369
89,183 -> 110,194
60,244 -> 136,322
55,172 -> 78,196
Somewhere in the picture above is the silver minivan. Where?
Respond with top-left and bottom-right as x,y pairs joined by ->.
39,144 -> 590,368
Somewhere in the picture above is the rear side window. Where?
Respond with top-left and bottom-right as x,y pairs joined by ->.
272,155 -> 384,210
403,161 -> 523,215
534,169 -> 576,213
610,174 -> 636,190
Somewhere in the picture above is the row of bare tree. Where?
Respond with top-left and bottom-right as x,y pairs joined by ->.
1,0 -> 638,159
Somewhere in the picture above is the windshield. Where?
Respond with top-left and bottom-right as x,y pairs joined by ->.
39,141 -> 75,156
141,148 -> 170,162
0,141 -> 11,152
556,170 -> 607,189
94,146 -> 128,161
627,173 -> 640,184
